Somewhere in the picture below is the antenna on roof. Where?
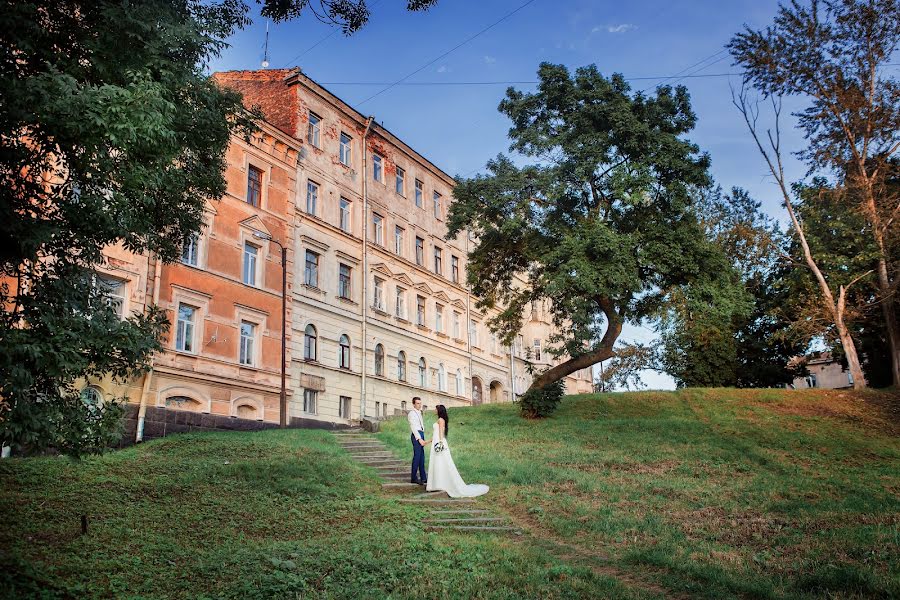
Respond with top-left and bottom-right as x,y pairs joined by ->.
261,20 -> 270,69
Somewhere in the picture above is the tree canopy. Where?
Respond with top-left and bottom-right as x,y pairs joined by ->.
448,63 -> 735,402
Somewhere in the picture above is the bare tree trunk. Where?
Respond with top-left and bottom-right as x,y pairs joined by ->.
733,89 -> 867,389
875,256 -> 900,385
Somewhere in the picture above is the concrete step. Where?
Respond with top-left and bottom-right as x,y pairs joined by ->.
425,515 -> 506,522
428,509 -> 492,516
382,482 -> 422,489
358,460 -> 407,467
425,525 -> 522,534
340,444 -> 387,450
349,451 -> 396,457
398,498 -> 476,505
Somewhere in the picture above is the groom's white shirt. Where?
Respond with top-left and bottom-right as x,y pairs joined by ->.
407,409 -> 424,438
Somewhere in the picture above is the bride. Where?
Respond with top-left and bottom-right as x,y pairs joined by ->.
426,405 -> 489,498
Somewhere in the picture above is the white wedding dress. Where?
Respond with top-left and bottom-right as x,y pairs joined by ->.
426,422 -> 489,498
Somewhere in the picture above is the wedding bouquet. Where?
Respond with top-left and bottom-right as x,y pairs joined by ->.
433,440 -> 446,453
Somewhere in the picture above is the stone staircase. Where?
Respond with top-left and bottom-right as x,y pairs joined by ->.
332,430 -> 522,535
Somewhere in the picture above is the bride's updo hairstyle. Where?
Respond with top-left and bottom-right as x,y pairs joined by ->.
436,404 -> 449,437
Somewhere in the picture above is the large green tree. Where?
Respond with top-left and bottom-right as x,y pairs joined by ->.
448,63 -> 731,409
0,0 -> 256,455
729,0 -> 900,387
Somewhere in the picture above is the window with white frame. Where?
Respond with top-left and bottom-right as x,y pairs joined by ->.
339,132 -> 352,166
373,153 -> 383,182
415,236 -> 424,265
533,338 -> 542,361
304,324 -> 317,360
452,311 -> 461,339
435,303 -> 443,333
374,344 -> 385,376
394,225 -> 404,256
339,395 -> 351,419
242,242 -> 258,286
372,213 -> 384,245
338,264 -> 351,299
470,320 -> 479,347
414,179 -> 423,208
401,400 -> 407,411
438,363 -> 446,392
239,321 -> 256,366
418,357 -> 427,387
247,165 -> 263,207
375,401 -> 380,416
175,304 -> 196,353
373,277 -> 384,310
339,197 -> 351,233
396,166 -> 405,196
416,295 -> 426,326
451,255 -> 459,283
307,111 -> 321,147
515,334 -> 524,357
433,191 -> 442,219
306,180 -> 318,216
339,334 -> 351,369
395,286 -> 406,319
182,233 -> 199,266
398,350 -> 407,381
433,246 -> 442,275
304,250 -> 319,287
456,369 -> 463,396
303,388 -> 317,413
95,275 -> 126,318
80,386 -> 103,411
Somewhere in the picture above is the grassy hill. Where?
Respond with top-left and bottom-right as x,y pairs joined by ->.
379,388 -> 900,599
1,388 -> 897,599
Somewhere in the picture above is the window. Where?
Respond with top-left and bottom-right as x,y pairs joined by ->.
339,396 -> 351,419
515,335 -> 524,357
470,320 -> 479,347
80,386 -> 103,411
847,371 -> 854,385
338,264 -> 351,299
304,324 -> 317,361
306,180 -> 318,216
435,303 -> 443,333
398,350 -> 407,381
304,250 -> 319,287
433,246 -> 442,275
394,225 -> 404,256
401,400 -> 407,411
415,237 -> 424,265
339,197 -> 351,233
95,276 -> 125,318
239,321 -> 255,366
307,111 -> 320,147
375,401 -> 380,416
456,369 -> 463,396
533,338 -> 542,361
373,277 -> 384,310
303,389 -> 317,414
416,295 -> 426,326
374,344 -> 385,376
182,233 -> 199,266
395,166 -> 405,195
175,304 -> 196,352
452,311 -> 461,339
491,333 -> 499,355
438,363 -> 446,392
382,403 -> 388,418
414,179 -> 423,208
339,132 -> 352,166
247,165 -> 263,207
242,243 -> 258,286
395,286 -> 406,319
806,373 -> 818,388
418,357 -> 427,387
372,213 -> 384,245
451,255 -> 459,283
373,153 -> 383,182
339,334 -> 351,369
433,191 -> 442,219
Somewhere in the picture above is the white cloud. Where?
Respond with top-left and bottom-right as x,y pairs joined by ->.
604,23 -> 636,34
483,55 -> 497,65
437,65 -> 448,73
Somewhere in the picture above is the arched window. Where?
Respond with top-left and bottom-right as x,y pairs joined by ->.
339,334 -> 351,369
304,324 -> 317,361
418,357 -> 427,387
397,350 -> 407,381
437,363 -> 446,392
456,369 -> 463,396
80,386 -> 103,412
374,344 -> 385,377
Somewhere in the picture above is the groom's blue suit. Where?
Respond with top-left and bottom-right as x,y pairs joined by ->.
410,429 -> 426,483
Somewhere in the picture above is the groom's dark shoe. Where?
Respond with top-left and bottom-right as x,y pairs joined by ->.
418,480 -> 427,487
410,479 -> 422,485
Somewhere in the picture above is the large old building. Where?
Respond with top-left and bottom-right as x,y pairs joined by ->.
81,68 -> 593,436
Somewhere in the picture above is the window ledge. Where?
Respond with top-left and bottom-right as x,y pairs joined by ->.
436,332 -> 449,339
338,296 -> 358,305
371,306 -> 389,316
417,324 -> 430,332
395,316 -> 410,324
302,284 -> 326,295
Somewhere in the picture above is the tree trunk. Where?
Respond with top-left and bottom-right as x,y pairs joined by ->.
529,297 -> 622,391
875,256 -> 900,386
834,296 -> 867,389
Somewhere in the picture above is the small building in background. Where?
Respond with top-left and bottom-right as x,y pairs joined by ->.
788,352 -> 859,390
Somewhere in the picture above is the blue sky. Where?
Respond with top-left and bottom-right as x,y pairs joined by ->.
210,0 -> 810,390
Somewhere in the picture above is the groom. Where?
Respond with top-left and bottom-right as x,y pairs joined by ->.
407,396 -> 427,486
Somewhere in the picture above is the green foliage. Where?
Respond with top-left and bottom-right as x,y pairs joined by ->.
449,63 -> 723,391
380,389 -> 900,599
0,0 -> 258,455
518,378 -> 565,418
260,0 -> 437,34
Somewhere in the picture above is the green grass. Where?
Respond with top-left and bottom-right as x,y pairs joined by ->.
0,428 -> 645,599
380,388 -> 900,599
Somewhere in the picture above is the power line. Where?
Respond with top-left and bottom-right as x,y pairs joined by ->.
639,48 -> 730,93
278,0 -> 385,68
356,0 -> 540,106
318,72 -> 744,86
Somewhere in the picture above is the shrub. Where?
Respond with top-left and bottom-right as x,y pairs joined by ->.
518,379 -> 565,418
